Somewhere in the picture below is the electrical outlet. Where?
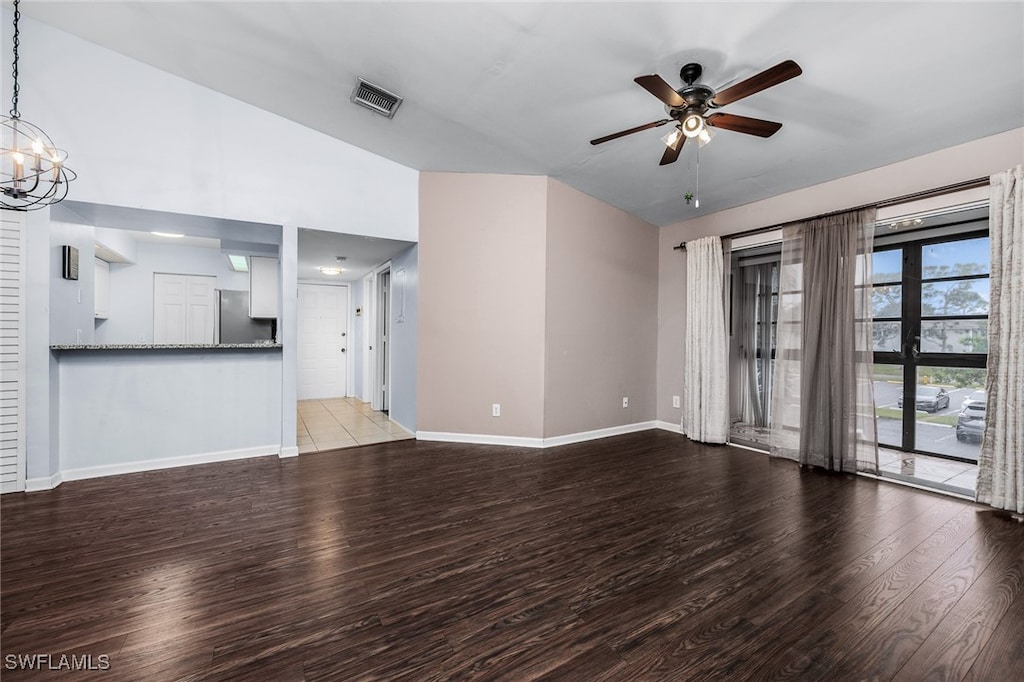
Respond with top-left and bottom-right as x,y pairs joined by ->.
492,403 -> 501,417
622,397 -> 629,408
672,395 -> 680,408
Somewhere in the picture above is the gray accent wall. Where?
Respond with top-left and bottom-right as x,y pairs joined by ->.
418,173 -> 658,441
418,172 -> 548,438
543,179 -> 658,438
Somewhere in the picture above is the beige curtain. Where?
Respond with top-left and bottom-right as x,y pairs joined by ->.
682,235 -> 729,444
977,165 -> 1024,513
769,208 -> 878,472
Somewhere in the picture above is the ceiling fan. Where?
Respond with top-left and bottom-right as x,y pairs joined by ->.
590,60 -> 802,166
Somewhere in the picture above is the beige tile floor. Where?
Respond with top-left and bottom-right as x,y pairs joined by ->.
297,397 -> 414,453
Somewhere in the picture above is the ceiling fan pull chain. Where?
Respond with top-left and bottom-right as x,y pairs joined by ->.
695,144 -> 700,208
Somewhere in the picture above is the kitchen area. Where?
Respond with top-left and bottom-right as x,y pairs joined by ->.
42,202 -> 287,482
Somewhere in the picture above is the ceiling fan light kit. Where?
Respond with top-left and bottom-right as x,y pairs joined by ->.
590,59 -> 802,168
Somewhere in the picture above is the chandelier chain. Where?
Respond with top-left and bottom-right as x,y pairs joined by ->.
9,0 -> 20,119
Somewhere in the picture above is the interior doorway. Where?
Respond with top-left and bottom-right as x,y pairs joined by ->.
297,283 -> 349,400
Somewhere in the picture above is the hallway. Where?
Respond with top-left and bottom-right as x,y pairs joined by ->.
297,397 -> 413,453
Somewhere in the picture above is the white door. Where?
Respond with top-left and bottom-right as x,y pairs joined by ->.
186,277 -> 217,343
298,283 -> 349,400
154,273 -> 216,344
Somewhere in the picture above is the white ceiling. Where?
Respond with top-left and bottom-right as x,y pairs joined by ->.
20,2 -> 1024,227
297,229 -> 414,282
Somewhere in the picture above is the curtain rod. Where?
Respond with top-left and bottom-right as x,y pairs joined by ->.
671,176 -> 989,251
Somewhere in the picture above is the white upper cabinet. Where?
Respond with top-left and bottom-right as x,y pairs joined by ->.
94,257 -> 110,319
249,256 -> 279,319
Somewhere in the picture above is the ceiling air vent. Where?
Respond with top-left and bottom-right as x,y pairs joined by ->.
351,78 -> 403,119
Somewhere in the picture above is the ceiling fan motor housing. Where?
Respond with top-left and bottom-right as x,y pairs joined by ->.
667,83 -> 715,119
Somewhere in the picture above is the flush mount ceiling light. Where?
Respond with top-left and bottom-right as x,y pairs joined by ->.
1,0 -> 76,210
319,266 -> 343,276
151,231 -> 184,239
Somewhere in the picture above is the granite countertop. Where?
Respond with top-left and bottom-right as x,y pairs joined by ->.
50,343 -> 283,351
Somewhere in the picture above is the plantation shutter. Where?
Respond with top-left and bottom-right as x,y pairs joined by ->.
0,210 -> 26,493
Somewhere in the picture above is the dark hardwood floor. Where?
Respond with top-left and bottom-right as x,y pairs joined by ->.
2,431 -> 1022,680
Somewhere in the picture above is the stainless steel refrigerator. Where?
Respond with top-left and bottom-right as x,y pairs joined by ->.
218,289 -> 274,344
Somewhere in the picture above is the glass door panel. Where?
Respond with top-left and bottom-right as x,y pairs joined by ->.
914,366 -> 985,462
871,230 -> 988,463
872,363 -> 902,448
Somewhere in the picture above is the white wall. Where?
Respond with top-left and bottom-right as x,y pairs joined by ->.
95,240 -> 252,344
58,350 -> 282,475
350,277 -> 365,398
94,227 -> 138,262
23,209 -> 58,482
7,12 -> 419,241
48,220 -> 96,346
389,245 -> 418,432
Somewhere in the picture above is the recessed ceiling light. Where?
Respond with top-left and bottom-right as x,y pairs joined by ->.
151,231 -> 184,239
227,254 -> 249,272
319,266 -> 343,276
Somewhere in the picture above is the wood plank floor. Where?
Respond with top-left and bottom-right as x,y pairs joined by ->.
2,431 -> 1023,680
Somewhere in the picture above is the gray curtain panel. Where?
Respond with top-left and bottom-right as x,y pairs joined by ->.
770,208 -> 879,473
977,165 -> 1024,514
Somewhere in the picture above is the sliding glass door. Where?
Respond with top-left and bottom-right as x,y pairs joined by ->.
871,225 -> 989,463
728,248 -> 780,448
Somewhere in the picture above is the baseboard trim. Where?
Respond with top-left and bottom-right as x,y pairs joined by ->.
25,470 -> 64,492
279,446 -> 299,459
729,441 -> 769,454
418,421 -> 659,449
542,421 -> 657,448
59,445 -> 282,483
656,420 -> 682,434
416,431 -> 545,448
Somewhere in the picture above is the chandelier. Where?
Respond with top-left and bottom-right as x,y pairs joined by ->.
1,0 -> 75,210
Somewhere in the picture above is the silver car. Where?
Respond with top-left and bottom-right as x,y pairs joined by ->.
956,401 -> 986,443
961,389 -> 986,410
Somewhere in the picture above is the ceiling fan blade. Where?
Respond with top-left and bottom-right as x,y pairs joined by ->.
659,134 -> 686,166
706,113 -> 782,138
634,75 -> 685,108
711,60 -> 802,106
590,119 -> 672,145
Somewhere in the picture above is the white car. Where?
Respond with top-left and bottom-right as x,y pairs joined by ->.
961,390 -> 986,410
